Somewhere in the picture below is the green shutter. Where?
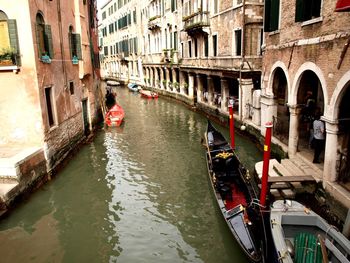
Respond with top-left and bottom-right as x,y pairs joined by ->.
270,0 -> 280,31
7,19 -> 21,65
44,25 -> 54,58
74,33 -> 82,60
295,0 -> 304,22
264,0 -> 271,32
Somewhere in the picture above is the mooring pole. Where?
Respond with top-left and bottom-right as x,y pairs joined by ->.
229,102 -> 235,149
259,122 -> 273,207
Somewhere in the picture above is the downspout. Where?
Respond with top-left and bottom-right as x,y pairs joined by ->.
57,0 -> 68,89
239,0 -> 246,121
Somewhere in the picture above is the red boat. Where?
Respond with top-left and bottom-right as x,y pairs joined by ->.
105,104 -> 124,127
139,89 -> 158,99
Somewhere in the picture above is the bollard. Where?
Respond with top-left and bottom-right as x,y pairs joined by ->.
229,104 -> 235,149
259,122 -> 273,207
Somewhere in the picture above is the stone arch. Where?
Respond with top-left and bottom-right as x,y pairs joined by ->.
268,61 -> 291,99
328,71 -> 350,120
290,62 -> 329,108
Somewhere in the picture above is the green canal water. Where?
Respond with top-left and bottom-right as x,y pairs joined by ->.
0,87 -> 263,263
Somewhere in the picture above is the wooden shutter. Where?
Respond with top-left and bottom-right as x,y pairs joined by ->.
270,0 -> 280,31
7,19 -> 21,65
295,0 -> 304,22
264,0 -> 271,32
73,33 -> 82,60
44,25 -> 53,58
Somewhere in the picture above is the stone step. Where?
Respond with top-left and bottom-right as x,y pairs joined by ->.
281,159 -> 305,176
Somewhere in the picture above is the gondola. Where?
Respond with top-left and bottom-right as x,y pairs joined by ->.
204,120 -> 265,262
270,199 -> 350,263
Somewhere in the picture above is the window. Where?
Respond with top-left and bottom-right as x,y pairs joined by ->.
188,40 -> 192,57
171,0 -> 177,12
0,11 -> 20,66
212,35 -> 217,56
295,0 -> 322,22
234,29 -> 242,56
213,0 -> 218,13
68,26 -> 82,60
194,38 -> 198,57
45,87 -> 55,127
36,13 -> 53,58
264,0 -> 280,32
69,81 -> 74,95
204,35 -> 208,57
173,31 -> 178,50
181,42 -> 184,57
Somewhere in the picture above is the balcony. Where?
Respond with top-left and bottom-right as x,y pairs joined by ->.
182,10 -> 209,35
148,15 -> 161,30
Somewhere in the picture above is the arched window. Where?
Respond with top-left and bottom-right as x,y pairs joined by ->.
35,13 -> 53,59
0,10 -> 20,66
68,25 -> 82,62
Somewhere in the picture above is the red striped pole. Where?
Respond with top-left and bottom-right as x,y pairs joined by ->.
259,122 -> 273,207
229,104 -> 235,149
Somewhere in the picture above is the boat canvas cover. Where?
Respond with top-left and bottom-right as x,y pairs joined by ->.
335,0 -> 350,11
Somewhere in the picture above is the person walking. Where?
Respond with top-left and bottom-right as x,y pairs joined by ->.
312,112 -> 325,163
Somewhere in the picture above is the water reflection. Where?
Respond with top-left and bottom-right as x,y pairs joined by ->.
0,86 -> 262,262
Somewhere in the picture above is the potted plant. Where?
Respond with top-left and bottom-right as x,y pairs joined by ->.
173,81 -> 180,92
41,52 -> 51,64
0,47 -> 16,66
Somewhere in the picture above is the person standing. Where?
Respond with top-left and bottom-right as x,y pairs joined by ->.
312,112 -> 325,163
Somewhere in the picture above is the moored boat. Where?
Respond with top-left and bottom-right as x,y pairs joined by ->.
270,199 -> 350,263
139,89 -> 158,99
106,80 -> 120,86
105,104 -> 124,127
127,83 -> 140,92
204,120 -> 266,262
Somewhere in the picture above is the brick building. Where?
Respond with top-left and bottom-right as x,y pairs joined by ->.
262,0 -> 350,206
0,0 -> 100,209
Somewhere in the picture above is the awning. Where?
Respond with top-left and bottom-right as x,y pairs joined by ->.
335,0 -> 350,12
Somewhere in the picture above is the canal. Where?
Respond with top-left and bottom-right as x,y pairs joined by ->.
0,86 -> 263,263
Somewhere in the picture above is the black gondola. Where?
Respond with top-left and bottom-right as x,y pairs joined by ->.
204,120 -> 266,262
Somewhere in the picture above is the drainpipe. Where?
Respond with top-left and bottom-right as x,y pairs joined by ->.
57,0 -> 68,89
238,0 -> 246,121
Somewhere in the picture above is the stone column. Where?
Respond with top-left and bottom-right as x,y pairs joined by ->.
197,74 -> 203,102
323,120 -> 339,183
207,76 -> 214,105
241,78 -> 254,120
160,68 -> 165,89
188,74 -> 194,98
288,105 -> 302,157
179,71 -> 185,94
221,78 -> 229,112
165,68 -> 170,91
171,68 -> 176,92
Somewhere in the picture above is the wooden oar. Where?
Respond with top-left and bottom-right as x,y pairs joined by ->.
318,234 -> 328,263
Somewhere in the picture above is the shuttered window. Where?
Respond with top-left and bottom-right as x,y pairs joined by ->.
69,28 -> 82,60
264,0 -> 280,32
36,14 -> 53,58
0,12 -> 21,66
295,0 -> 321,22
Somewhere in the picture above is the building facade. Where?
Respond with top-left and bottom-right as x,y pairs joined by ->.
99,0 -> 350,207
262,0 -> 350,206
0,0 -> 100,178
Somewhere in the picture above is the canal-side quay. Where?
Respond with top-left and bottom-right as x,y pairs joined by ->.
0,83 -> 349,235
